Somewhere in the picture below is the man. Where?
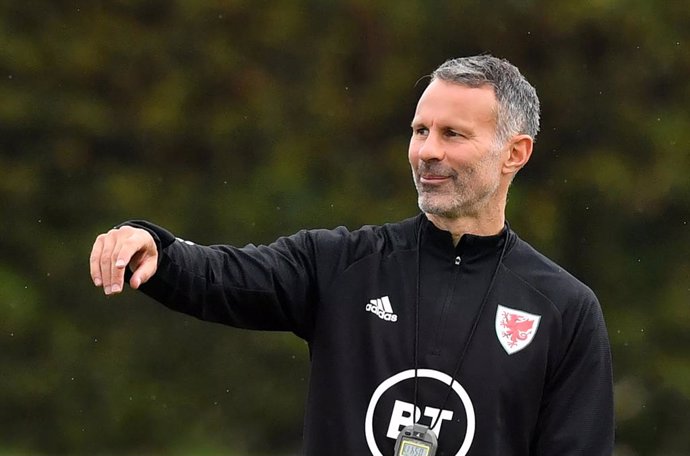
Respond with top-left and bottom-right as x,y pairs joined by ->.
90,55 -> 614,455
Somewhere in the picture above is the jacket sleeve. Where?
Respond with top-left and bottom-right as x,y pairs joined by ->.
531,291 -> 614,456
122,220 -> 324,341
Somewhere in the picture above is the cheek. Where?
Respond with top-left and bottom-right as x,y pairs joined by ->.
408,141 -> 419,165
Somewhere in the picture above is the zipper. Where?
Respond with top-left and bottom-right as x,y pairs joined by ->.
431,255 -> 462,355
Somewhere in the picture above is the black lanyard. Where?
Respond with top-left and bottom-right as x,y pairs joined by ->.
412,220 -> 509,430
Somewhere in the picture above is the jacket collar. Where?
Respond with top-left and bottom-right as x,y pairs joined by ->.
415,213 -> 514,262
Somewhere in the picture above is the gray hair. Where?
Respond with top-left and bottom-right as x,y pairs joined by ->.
431,55 -> 540,144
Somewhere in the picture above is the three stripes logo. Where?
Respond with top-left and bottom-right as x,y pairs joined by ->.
365,296 -> 398,322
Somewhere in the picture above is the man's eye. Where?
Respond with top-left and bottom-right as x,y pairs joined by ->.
414,127 -> 429,136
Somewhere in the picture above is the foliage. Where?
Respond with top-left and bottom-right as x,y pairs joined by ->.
0,0 -> 688,454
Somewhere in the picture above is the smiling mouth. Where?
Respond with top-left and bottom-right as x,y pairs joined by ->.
419,174 -> 452,184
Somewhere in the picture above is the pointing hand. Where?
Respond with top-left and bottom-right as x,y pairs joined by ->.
89,226 -> 158,295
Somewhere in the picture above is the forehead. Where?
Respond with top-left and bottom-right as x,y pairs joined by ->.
413,80 -> 497,128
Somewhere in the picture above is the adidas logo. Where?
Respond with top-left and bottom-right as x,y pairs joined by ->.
365,296 -> 398,322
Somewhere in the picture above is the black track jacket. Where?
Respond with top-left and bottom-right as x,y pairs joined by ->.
127,214 -> 614,456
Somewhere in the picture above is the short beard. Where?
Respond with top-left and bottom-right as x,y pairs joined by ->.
418,193 -> 467,219
416,185 -> 486,219
413,146 -> 503,219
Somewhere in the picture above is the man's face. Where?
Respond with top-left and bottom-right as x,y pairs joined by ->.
409,80 -> 506,219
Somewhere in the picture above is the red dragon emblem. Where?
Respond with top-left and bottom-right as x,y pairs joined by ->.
500,312 -> 535,348
495,305 -> 541,354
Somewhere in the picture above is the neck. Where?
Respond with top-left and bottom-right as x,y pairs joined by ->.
425,209 -> 506,246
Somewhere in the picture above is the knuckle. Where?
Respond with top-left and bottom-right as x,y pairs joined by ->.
100,251 -> 113,265
122,234 -> 138,245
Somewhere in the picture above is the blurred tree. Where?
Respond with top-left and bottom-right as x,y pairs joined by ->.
0,0 -> 688,454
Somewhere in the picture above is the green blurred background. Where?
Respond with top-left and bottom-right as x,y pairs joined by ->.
1,0 -> 688,454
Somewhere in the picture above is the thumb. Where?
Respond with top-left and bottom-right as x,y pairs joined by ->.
129,255 -> 158,289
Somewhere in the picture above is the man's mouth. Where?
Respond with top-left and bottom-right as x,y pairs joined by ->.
419,174 -> 452,184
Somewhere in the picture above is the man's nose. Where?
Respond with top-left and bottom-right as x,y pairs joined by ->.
418,132 -> 445,162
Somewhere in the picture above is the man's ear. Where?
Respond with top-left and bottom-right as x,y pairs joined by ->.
502,134 -> 533,175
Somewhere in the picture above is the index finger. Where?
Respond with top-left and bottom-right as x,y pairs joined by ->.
109,236 -> 144,294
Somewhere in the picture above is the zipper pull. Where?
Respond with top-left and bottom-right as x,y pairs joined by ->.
454,256 -> 461,265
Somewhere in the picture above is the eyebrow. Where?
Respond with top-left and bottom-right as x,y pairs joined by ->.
410,118 -> 474,134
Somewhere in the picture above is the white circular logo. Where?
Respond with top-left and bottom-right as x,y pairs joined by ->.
364,369 -> 475,456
